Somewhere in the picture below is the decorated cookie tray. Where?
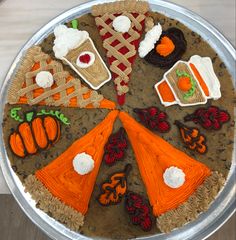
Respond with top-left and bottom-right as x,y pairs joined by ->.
0,0 -> 235,240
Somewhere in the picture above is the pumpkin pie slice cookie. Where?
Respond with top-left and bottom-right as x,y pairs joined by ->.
92,0 -> 149,105
24,110 -> 118,231
119,111 -> 225,233
7,46 -> 115,109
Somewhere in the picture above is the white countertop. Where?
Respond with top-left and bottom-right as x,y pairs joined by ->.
0,0 -> 235,194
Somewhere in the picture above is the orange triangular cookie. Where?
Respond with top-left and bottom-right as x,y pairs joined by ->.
35,110 -> 118,215
92,0 -> 149,105
119,111 -> 211,216
7,46 -> 115,109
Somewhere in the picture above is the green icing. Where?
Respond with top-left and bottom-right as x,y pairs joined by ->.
37,109 -> 70,125
26,112 -> 34,122
10,107 -> 23,122
71,19 -> 78,29
10,108 -> 69,125
176,69 -> 196,100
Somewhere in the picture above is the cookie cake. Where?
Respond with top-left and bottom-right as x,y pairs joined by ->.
1,0 -> 235,239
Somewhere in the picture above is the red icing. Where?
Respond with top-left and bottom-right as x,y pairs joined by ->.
103,127 -> 128,166
79,54 -> 91,64
184,106 -> 230,130
134,107 -> 171,133
97,13 -> 146,105
125,192 -> 153,232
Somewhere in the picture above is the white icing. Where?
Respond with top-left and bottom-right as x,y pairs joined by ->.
73,152 -> 94,175
35,71 -> 54,88
189,55 -> 221,100
163,166 -> 185,188
53,25 -> 89,59
112,16 -> 131,33
76,51 -> 95,68
138,24 -> 162,58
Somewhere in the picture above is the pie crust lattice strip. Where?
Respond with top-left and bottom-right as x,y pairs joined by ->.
7,46 -> 115,109
92,0 -> 149,105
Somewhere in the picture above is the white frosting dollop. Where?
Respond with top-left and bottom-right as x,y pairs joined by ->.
138,23 -> 162,58
112,16 -> 131,33
76,51 -> 95,68
35,71 -> 54,88
73,152 -> 95,175
163,166 -> 185,189
53,24 -> 89,59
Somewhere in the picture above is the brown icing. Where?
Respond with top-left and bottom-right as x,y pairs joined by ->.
24,175 -> 84,231
157,171 -> 225,233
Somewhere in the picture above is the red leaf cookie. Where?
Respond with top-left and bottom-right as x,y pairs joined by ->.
103,127 -> 128,166
125,192 -> 153,232
134,107 -> 171,133
184,106 -> 230,130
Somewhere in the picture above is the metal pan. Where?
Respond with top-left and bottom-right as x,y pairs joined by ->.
0,0 -> 235,239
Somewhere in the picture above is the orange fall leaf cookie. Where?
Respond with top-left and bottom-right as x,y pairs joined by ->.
119,111 -> 211,216
35,110 -> 119,215
175,120 -> 207,154
98,164 -> 132,206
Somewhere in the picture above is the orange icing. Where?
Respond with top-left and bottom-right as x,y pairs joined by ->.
195,135 -> 207,154
177,76 -> 192,92
98,172 -> 127,205
35,110 -> 119,215
17,61 -> 116,109
156,36 -> 175,57
9,133 -> 25,157
18,122 -> 37,154
190,63 -> 209,96
119,112 -> 211,216
157,81 -> 175,102
32,118 -> 48,149
9,116 -> 61,157
98,164 -> 131,206
43,116 -> 59,142
177,121 -> 207,154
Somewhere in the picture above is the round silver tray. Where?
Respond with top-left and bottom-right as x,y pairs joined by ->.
0,0 -> 235,239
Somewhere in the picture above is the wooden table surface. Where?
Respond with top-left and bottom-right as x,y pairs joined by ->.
0,0 -> 235,239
